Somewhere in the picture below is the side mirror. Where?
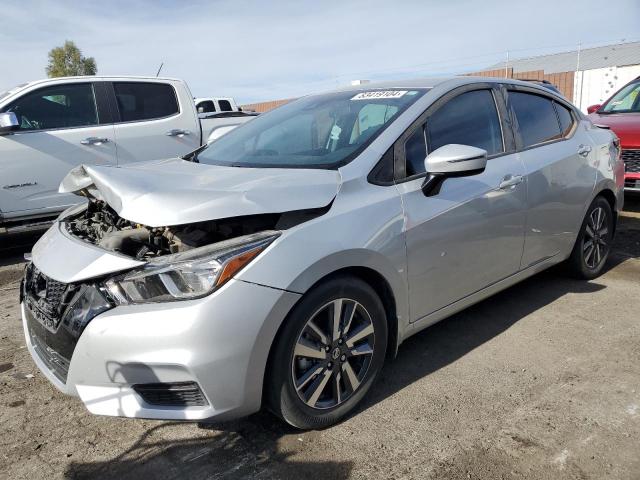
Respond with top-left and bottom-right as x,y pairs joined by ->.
0,112 -> 19,135
587,104 -> 601,114
421,144 -> 487,196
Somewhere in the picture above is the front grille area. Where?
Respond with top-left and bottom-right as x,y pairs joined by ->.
23,264 -> 80,332
22,263 -> 113,384
625,178 -> 640,190
133,382 -> 209,407
29,328 -> 71,382
622,149 -> 640,174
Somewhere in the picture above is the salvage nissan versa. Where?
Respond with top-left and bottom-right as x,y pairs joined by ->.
22,77 -> 623,429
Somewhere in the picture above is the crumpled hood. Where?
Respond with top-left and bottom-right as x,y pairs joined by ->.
60,158 -> 341,227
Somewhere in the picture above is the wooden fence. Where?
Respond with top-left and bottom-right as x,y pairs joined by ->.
243,69 -> 575,112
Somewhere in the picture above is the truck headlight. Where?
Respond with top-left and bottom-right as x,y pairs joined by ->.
104,231 -> 279,305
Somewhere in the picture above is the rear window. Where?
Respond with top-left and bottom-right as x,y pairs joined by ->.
510,91 -> 561,148
197,100 -> 216,113
218,100 -> 233,112
113,82 -> 179,122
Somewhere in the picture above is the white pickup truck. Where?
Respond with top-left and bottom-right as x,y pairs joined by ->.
194,97 -> 240,114
0,76 -> 257,234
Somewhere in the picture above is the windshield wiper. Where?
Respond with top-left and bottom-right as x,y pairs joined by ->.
181,144 -> 208,163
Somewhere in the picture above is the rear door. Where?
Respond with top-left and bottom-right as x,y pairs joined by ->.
506,88 -> 594,267
0,81 -> 116,216
108,81 -> 200,165
395,84 -> 527,321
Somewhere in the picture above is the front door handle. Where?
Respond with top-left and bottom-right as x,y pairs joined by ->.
577,144 -> 592,157
166,129 -> 191,137
81,137 -> 109,146
498,174 -> 524,190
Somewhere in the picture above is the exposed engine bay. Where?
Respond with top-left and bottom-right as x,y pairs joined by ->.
63,200 -> 327,260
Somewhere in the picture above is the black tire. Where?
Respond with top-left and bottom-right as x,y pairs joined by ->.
267,275 -> 388,429
566,196 -> 614,279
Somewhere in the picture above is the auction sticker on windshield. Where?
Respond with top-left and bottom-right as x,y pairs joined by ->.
351,90 -> 408,100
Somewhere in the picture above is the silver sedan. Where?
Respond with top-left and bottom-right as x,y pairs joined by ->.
22,77 -> 623,429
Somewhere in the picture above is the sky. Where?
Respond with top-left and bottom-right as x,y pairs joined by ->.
1,0 -> 639,104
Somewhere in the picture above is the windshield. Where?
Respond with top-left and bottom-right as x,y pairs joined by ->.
196,88 -> 427,168
601,79 -> 640,113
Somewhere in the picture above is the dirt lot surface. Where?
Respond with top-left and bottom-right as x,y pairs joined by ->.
1,197 -> 639,480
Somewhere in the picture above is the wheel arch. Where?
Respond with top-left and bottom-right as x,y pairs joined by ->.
594,186 -> 619,236
261,262 -> 404,411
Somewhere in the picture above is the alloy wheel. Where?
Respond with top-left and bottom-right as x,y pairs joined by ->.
583,206 -> 609,269
291,298 -> 375,410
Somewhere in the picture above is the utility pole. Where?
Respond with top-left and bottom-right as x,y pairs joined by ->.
505,50 -> 509,78
576,43 -> 583,110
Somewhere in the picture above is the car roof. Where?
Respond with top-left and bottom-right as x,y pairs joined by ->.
328,75 -> 559,93
20,75 -> 183,89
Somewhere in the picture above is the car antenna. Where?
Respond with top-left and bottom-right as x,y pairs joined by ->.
155,62 -> 164,77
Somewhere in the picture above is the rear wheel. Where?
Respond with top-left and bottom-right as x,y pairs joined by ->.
567,196 -> 613,279
267,275 -> 387,429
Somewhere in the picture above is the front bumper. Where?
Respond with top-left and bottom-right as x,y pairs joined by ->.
23,278 -> 300,421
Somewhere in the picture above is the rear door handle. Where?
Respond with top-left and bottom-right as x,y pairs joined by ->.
81,137 -> 109,146
578,144 -> 592,157
166,129 -> 191,137
498,174 -> 523,190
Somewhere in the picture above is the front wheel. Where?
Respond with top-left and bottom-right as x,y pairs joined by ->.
267,275 -> 387,429
567,196 -> 614,279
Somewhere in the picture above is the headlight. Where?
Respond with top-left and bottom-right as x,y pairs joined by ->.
104,231 -> 279,305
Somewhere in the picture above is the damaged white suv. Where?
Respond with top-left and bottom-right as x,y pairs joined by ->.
22,77 -> 623,429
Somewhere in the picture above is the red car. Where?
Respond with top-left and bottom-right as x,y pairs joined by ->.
588,76 -> 640,192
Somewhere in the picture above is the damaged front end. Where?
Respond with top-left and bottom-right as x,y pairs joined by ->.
62,199 -> 285,260
57,199 -> 329,305
45,158 -> 337,305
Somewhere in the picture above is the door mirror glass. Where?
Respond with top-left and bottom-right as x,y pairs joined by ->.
587,104 -> 601,114
421,144 -> 487,196
0,112 -> 19,134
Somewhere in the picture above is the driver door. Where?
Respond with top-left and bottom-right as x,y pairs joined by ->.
0,82 -> 116,216
396,86 -> 527,322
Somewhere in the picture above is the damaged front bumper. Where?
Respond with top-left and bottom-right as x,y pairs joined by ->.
22,224 -> 301,421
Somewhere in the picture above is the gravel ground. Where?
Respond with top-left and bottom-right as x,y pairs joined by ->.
0,197 -> 639,480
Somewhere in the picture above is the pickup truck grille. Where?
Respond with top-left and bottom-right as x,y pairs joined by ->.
622,149 -> 640,173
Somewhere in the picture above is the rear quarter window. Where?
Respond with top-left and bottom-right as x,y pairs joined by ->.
554,102 -> 575,137
113,82 -> 179,122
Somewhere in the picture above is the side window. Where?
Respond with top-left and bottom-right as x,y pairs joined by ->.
218,100 -> 233,112
113,82 -> 179,122
427,90 -> 504,156
554,102 -> 575,137
404,126 -> 428,177
509,91 -> 561,148
3,83 -> 98,131
197,100 -> 216,113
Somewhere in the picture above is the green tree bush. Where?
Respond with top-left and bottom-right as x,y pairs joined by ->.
46,40 -> 97,77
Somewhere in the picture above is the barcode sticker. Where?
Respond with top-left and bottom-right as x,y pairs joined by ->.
351,90 -> 408,100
